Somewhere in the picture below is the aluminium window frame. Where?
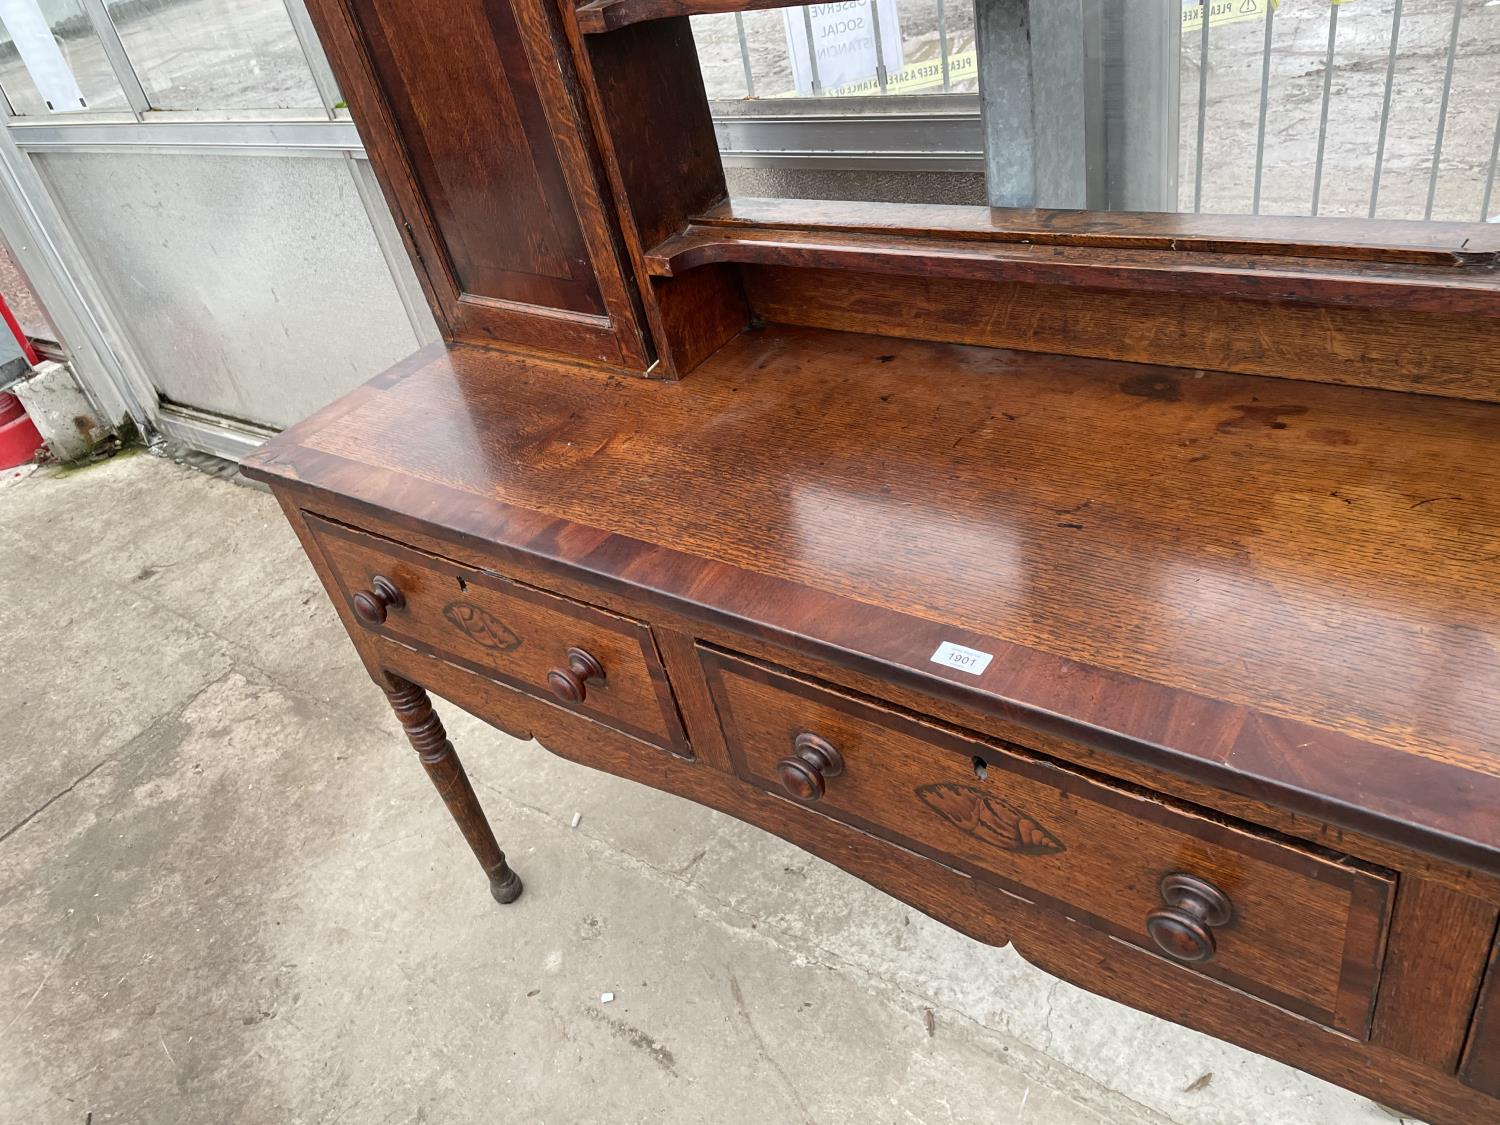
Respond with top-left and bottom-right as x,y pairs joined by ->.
0,0 -> 435,460
711,93 -> 982,173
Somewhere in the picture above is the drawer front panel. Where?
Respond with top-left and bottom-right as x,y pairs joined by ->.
702,648 -> 1392,1036
310,516 -> 686,751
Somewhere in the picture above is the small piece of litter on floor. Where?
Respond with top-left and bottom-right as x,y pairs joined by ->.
601,992 -> 614,1004
923,1009 -> 935,1037
571,812 -> 582,829
1183,1072 -> 1213,1093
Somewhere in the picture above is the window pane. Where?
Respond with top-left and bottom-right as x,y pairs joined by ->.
695,1 -> 983,206
0,244 -> 58,343
693,0 -> 977,102
1180,0 -> 1500,221
35,151 -> 421,427
103,0 -> 321,110
0,0 -> 128,114
697,0 -> 1500,222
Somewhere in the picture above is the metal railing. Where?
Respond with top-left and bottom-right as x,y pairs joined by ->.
1183,0 -> 1493,220
705,0 -> 1500,222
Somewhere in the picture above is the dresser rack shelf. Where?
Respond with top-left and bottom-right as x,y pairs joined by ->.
646,221 -> 1500,315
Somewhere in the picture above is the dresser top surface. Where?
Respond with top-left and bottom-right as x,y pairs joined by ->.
244,326 -> 1500,869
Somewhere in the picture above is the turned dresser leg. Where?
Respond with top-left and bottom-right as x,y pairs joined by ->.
382,674 -> 523,905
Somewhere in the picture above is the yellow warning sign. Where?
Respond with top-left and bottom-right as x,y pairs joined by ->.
829,48 -> 977,97
772,44 -> 977,99
1182,0 -> 1281,32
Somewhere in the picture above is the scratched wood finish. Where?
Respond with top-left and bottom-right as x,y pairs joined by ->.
704,647 -> 1392,1035
744,264 -> 1500,403
311,515 -> 688,752
366,634 -> 1500,1124
697,198 -> 1500,264
254,1 -> 1500,1112
240,327 -> 1500,873
303,0 -> 650,366
648,223 -> 1500,317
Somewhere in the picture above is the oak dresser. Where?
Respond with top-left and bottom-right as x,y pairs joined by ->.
240,2 -> 1500,1120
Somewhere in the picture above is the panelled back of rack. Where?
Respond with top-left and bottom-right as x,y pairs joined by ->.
640,201 -> 1500,400
304,0 -> 652,368
741,264 -> 1500,404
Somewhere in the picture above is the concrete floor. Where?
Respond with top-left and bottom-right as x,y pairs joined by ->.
0,451 -> 1419,1125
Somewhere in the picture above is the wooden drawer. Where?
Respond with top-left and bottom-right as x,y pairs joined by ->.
702,648 -> 1393,1036
309,516 -> 687,752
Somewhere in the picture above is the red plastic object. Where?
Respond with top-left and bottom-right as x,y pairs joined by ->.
0,391 -> 42,468
0,295 -> 38,365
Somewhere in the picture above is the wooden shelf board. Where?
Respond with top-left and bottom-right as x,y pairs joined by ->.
697,198 -> 1500,265
647,221 -> 1500,316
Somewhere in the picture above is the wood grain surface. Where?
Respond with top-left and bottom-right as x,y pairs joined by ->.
697,198 -> 1500,264
745,265 -> 1500,403
241,325 -> 1500,874
648,223 -> 1500,316
303,0 -> 650,365
1464,932 -> 1500,1097
1370,879 -> 1497,1070
568,16 -> 747,376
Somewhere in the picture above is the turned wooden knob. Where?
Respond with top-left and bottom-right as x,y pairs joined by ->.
352,575 -> 404,625
547,647 -> 604,704
776,732 -> 845,802
1146,873 -> 1233,963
